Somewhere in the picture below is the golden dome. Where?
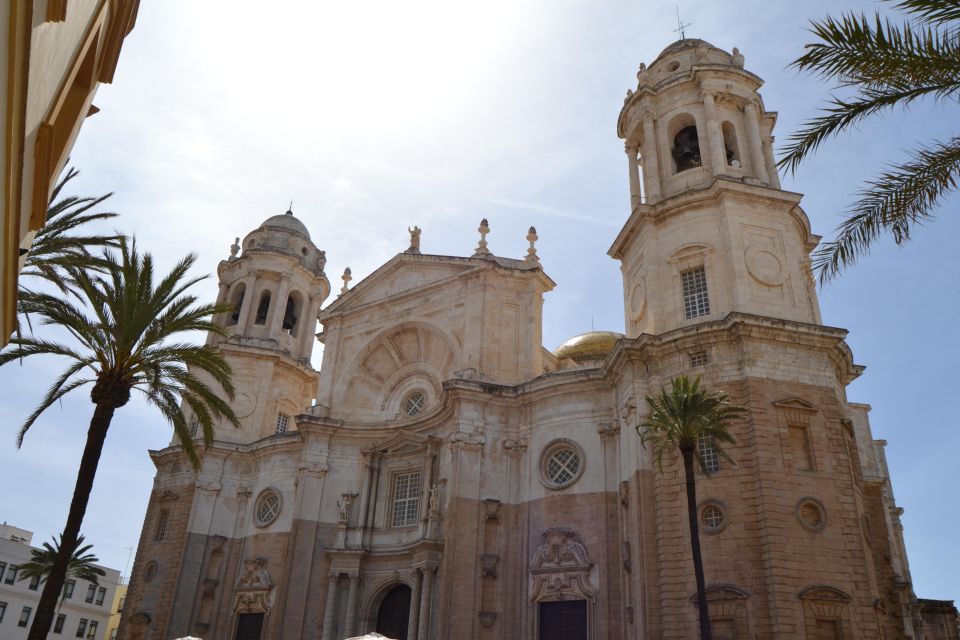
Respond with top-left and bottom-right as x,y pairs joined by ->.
553,331 -> 624,364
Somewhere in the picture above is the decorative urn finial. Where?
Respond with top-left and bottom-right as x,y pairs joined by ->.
473,218 -> 492,257
525,226 -> 539,263
340,267 -> 352,295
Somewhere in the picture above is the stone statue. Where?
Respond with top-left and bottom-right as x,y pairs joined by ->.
428,483 -> 441,517
229,237 -> 240,260
316,249 -> 326,273
237,557 -> 272,588
731,47 -> 745,68
624,88 -> 634,104
407,226 -> 422,254
337,492 -> 358,523
635,62 -> 648,87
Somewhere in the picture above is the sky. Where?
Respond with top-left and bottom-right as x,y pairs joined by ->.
1,0 -> 957,602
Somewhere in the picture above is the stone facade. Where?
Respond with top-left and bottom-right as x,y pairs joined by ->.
120,39 -> 934,640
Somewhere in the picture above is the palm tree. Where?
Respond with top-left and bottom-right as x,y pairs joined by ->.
14,535 -> 106,610
637,375 -> 746,640
778,0 -> 960,282
0,238 -> 240,640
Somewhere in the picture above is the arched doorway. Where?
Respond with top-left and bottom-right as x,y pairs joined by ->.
376,584 -> 412,640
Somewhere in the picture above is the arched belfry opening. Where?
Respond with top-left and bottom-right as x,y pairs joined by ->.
227,283 -> 245,326
282,292 -> 302,336
254,290 -> 271,325
672,125 -> 701,172
376,584 -> 412,640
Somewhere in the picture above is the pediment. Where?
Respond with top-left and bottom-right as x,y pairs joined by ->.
772,397 -> 818,413
321,254 -> 481,317
363,430 -> 439,456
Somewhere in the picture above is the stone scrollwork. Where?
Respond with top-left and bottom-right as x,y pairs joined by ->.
529,528 -> 597,602
233,557 -> 274,614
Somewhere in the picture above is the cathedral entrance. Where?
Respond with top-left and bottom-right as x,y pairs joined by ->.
538,600 -> 587,640
376,584 -> 412,640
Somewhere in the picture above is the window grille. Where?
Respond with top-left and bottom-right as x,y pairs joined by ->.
255,490 -> 282,526
154,509 -> 170,542
697,433 -> 720,473
702,505 -> 724,530
391,471 -> 422,528
276,413 -> 289,434
403,392 -> 426,417
18,606 -> 31,627
689,350 -> 709,367
189,419 -> 199,438
546,448 -> 581,487
681,267 -> 710,319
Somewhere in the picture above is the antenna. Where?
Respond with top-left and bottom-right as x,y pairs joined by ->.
674,7 -> 691,40
122,545 -> 134,584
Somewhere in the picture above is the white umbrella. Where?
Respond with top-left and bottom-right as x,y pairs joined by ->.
346,634 -> 395,640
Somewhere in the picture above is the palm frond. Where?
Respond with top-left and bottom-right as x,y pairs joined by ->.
894,0 -> 960,24
813,136 -> 960,281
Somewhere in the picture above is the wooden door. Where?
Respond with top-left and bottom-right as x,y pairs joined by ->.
538,600 -> 587,640
376,585 -> 412,640
234,613 -> 264,640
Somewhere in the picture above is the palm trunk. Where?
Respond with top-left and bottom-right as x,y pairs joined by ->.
27,402 -> 115,640
682,445 -> 712,640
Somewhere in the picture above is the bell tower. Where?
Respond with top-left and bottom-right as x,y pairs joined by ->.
610,39 -> 822,337
201,209 -> 331,442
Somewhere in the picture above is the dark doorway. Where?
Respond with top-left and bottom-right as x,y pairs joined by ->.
376,584 -> 412,640
234,612 -> 264,640
538,600 -> 587,640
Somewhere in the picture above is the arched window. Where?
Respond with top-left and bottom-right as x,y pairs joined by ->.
722,121 -> 741,167
226,284 -> 245,326
254,291 -> 271,325
282,292 -> 302,336
669,114 -> 702,173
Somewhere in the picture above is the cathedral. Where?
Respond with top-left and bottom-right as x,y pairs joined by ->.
118,39 -> 947,640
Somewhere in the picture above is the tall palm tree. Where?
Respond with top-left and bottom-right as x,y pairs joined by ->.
14,535 -> 106,610
778,0 -> 960,282
0,239 -> 240,640
637,375 -> 746,640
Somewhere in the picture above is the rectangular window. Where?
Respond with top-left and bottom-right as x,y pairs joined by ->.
689,350 -> 709,367
391,470 -> 422,528
681,266 -> 710,319
789,425 -> 813,470
55,613 -> 66,633
85,584 -> 96,603
118,597 -> 125,613
64,578 -> 76,599
155,509 -> 170,542
697,433 -> 721,473
189,419 -> 199,438
814,619 -> 841,640
0,561 -> 6,582
19,606 -> 31,627
0,601 -> 6,623
86,620 -> 98,639
29,574 -> 41,590
95,586 -> 106,605
4,567 -> 17,584
275,413 -> 289,434
76,618 -> 87,637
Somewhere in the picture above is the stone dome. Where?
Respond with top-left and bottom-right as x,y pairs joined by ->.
259,210 -> 311,240
554,331 -> 625,364
656,38 -> 716,59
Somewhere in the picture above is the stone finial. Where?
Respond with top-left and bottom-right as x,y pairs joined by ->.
407,225 -> 422,254
473,218 -> 492,257
636,62 -> 649,87
340,267 -> 352,295
525,226 -> 539,263
229,237 -> 240,260
316,249 -> 326,273
731,47 -> 744,68
624,88 -> 634,104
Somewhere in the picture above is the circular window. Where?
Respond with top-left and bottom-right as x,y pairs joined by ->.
539,440 -> 585,490
254,489 -> 282,527
402,391 -> 427,417
796,498 -> 827,532
143,561 -> 158,583
702,505 -> 724,530
667,60 -> 681,72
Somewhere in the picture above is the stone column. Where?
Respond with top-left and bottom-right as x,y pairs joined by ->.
744,100 -> 769,184
234,274 -> 257,333
763,136 -> 781,188
701,90 -> 728,176
407,570 -> 422,640
208,282 -> 230,345
417,567 -> 434,640
343,573 -> 361,637
640,110 -> 662,203
267,279 -> 292,337
626,143 -> 641,210
320,574 -> 339,640
297,293 -> 321,359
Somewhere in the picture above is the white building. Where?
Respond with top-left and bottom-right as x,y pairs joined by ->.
0,523 -> 121,639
